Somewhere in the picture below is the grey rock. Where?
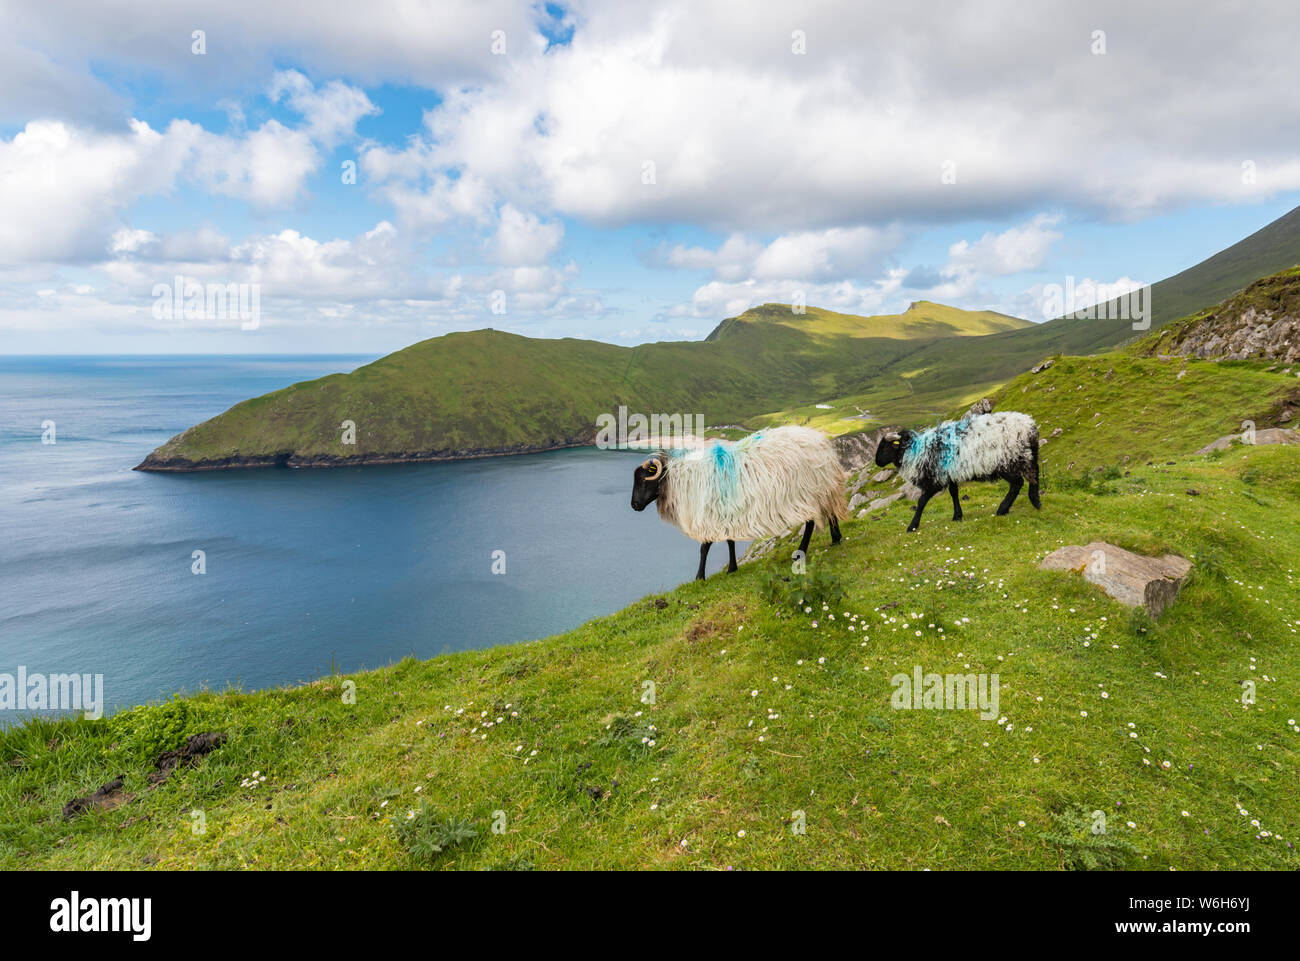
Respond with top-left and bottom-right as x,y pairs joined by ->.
1196,426 -> 1300,454
866,491 -> 905,512
1039,542 -> 1191,617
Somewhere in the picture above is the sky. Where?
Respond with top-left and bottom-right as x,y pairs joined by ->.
2,0 -> 1300,354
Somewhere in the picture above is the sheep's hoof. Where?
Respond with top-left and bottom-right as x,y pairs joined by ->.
726,565 -> 738,574
952,514 -> 963,522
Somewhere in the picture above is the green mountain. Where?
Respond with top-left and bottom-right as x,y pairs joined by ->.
137,203 -> 1300,471
134,303 -> 1028,470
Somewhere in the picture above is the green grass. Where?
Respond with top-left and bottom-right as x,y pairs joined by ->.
6,376 -> 1300,868
986,352 -> 1299,469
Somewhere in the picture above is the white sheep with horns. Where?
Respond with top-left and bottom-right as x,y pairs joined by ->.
629,425 -> 848,579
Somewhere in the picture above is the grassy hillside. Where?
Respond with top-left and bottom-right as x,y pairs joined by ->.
7,357 -> 1299,870
984,354 -> 1300,469
136,304 -> 1027,470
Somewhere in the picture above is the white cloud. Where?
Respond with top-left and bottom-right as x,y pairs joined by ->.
947,215 -> 1062,276
491,205 -> 564,265
356,1 -> 1300,233
1,0 -> 542,120
682,271 -> 908,321
0,119 -> 191,264
269,70 -> 380,148
7,1 -> 1300,346
0,74 -> 375,266
663,225 -> 901,284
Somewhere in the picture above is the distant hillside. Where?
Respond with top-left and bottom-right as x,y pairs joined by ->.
706,301 -> 1028,342
136,303 -> 1017,471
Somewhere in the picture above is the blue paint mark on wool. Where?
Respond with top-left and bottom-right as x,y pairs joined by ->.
907,418 -> 970,481
906,429 -> 932,460
711,442 -> 740,505
938,420 -> 964,475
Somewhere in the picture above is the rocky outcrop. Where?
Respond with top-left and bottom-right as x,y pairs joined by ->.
832,430 -> 885,472
1138,268 -> 1300,364
1039,542 -> 1191,616
1163,306 -> 1300,363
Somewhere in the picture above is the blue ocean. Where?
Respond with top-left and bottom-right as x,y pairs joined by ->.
0,356 -> 717,721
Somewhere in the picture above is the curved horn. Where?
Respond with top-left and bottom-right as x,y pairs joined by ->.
883,431 -> 901,441
641,456 -> 664,479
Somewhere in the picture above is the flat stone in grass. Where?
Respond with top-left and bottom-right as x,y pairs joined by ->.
1039,541 -> 1192,617
1196,427 -> 1300,453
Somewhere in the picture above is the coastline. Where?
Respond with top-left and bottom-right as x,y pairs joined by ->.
132,430 -> 742,472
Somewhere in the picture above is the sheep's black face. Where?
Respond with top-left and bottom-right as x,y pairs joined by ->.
875,431 -> 909,468
630,456 -> 665,511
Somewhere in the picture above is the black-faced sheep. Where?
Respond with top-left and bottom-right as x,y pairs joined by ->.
874,411 -> 1040,532
630,426 -> 848,579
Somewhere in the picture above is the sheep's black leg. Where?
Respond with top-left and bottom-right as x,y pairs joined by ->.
1027,441 -> 1042,509
829,517 -> 841,545
696,541 -> 711,580
907,488 -> 937,532
726,539 -> 738,573
996,477 -> 1023,516
797,520 -> 815,556
948,482 -> 962,521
